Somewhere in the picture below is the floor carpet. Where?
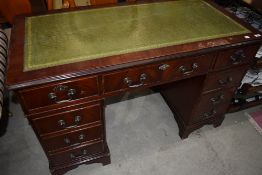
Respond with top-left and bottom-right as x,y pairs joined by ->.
246,110 -> 262,135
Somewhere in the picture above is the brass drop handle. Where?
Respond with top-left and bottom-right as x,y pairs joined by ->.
203,109 -> 217,118
179,63 -> 198,75
70,149 -> 88,159
48,88 -> 77,104
63,133 -> 84,145
159,64 -> 170,71
57,116 -> 81,129
124,73 -> 147,88
230,50 -> 246,65
210,94 -> 224,105
218,76 -> 233,86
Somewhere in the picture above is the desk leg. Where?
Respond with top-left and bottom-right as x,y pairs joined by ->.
213,115 -> 225,128
158,76 -> 205,139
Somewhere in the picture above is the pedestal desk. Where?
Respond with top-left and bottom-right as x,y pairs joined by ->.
6,0 -> 262,174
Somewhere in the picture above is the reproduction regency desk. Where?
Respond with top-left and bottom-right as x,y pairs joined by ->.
5,0 -> 262,174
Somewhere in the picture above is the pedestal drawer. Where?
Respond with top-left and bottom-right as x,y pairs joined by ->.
203,65 -> 248,92
31,103 -> 102,136
19,76 -> 99,112
42,124 -> 103,152
49,141 -> 104,166
191,88 -> 235,124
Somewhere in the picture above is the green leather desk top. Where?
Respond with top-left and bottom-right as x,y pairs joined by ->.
24,0 -> 250,71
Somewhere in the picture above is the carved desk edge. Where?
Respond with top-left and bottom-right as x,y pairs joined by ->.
5,0 -> 262,90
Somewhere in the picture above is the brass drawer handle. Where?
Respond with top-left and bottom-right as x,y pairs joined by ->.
203,109 -> 216,118
64,133 -> 85,145
218,76 -> 233,86
230,50 -> 246,65
70,149 -> 88,159
159,64 -> 170,71
210,94 -> 224,105
124,73 -> 147,88
48,86 -> 77,104
179,63 -> 198,75
57,116 -> 82,129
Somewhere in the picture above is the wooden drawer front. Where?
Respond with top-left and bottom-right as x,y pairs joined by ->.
160,54 -> 213,82
32,104 -> 101,136
49,141 -> 104,166
214,46 -> 258,70
42,124 -> 103,152
191,88 -> 235,124
203,66 -> 247,92
103,64 -> 161,94
103,54 -> 213,94
19,76 -> 99,111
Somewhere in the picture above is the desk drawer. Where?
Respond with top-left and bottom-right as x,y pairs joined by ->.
103,55 -> 213,94
31,103 -> 102,136
19,76 -> 99,112
49,140 -> 104,166
203,66 -> 247,92
161,54 -> 214,81
42,124 -> 103,152
213,46 -> 258,70
191,88 -> 235,124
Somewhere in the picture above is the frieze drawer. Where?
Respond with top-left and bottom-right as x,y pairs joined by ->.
41,124 -> 103,152
31,103 -> 102,136
19,76 -> 99,113
103,54 -> 213,94
213,45 -> 259,70
203,65 -> 248,92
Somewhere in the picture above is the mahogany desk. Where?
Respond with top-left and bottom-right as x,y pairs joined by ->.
5,0 -> 262,174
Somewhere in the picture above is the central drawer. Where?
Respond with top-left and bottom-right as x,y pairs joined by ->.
103,54 -> 214,94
